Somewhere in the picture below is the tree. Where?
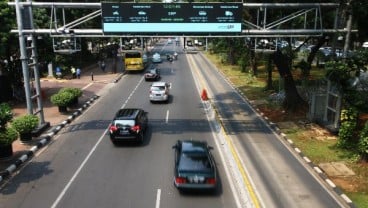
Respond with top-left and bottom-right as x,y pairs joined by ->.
0,0 -> 16,60
273,49 -> 307,111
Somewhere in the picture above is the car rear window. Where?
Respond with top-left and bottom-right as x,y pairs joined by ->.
178,153 -> 212,173
113,120 -> 135,127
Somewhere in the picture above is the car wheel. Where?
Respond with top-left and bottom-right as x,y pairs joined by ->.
138,132 -> 144,143
111,139 -> 118,146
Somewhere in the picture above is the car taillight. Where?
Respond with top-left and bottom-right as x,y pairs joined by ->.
130,125 -> 141,132
175,177 -> 186,184
109,125 -> 118,132
206,178 -> 216,184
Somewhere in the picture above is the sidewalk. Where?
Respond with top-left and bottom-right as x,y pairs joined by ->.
0,61 -> 124,176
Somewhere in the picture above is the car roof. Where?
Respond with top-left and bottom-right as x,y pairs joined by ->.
180,140 -> 208,155
151,81 -> 167,87
114,108 -> 142,120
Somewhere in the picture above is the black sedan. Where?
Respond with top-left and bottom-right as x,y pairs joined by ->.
172,140 -> 217,191
144,68 -> 160,81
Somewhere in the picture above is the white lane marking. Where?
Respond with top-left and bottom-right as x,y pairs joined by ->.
50,128 -> 108,208
81,83 -> 93,90
155,189 -> 161,208
165,110 -> 169,124
51,77 -> 144,208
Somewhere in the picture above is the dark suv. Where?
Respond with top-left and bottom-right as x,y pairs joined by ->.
108,108 -> 148,144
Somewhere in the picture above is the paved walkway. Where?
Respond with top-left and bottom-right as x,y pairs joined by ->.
0,60 -> 124,173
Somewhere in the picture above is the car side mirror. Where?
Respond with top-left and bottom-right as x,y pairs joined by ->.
208,146 -> 214,150
172,144 -> 178,149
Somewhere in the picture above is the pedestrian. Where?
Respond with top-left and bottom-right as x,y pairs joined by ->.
55,66 -> 62,79
101,60 -> 106,72
76,67 -> 81,79
71,66 -> 76,79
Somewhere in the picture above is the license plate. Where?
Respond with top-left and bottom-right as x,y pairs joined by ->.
188,176 -> 205,184
119,130 -> 129,135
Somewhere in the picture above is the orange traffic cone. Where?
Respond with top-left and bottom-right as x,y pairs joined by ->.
201,89 -> 208,101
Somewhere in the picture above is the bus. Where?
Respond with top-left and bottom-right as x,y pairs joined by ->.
123,50 -> 146,72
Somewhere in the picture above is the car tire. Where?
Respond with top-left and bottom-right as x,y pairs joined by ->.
111,140 -> 118,146
138,131 -> 144,143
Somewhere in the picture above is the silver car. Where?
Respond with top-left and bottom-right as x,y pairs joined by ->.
152,52 -> 162,63
149,81 -> 170,103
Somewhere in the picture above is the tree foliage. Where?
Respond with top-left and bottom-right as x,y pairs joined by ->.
0,0 -> 16,58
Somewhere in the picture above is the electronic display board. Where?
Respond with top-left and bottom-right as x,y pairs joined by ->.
101,3 -> 242,34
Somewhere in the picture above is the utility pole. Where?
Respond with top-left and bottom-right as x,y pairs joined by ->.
15,0 -> 47,127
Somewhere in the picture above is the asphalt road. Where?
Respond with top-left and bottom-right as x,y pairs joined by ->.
188,52 -> 348,208
0,39 -> 348,208
0,40 -> 239,208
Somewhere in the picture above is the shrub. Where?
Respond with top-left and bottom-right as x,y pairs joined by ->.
338,107 -> 359,149
11,114 -> 39,134
358,121 -> 368,161
59,87 -> 82,98
0,103 -> 13,129
0,126 -> 18,145
50,91 -> 75,107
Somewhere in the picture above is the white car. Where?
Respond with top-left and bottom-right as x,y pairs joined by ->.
149,82 -> 170,103
363,42 -> 368,48
152,53 -> 162,63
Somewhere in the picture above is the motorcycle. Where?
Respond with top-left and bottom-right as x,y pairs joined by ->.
166,54 -> 173,62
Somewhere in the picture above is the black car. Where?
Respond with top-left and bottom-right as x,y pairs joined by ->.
109,108 -> 148,144
172,140 -> 217,191
144,68 -> 160,81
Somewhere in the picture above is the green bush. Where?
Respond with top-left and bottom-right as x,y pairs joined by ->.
358,121 -> 368,161
11,114 -> 39,134
50,91 -> 75,107
59,87 -> 82,98
0,103 -> 13,129
0,126 -> 18,145
338,107 -> 359,149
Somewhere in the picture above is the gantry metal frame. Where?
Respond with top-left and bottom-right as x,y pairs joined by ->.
7,1 -> 350,124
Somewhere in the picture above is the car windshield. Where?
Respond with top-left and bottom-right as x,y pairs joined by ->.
125,52 -> 141,58
178,153 -> 212,173
113,120 -> 135,127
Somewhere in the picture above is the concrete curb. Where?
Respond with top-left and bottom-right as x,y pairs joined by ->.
0,95 -> 99,184
213,72 -> 356,208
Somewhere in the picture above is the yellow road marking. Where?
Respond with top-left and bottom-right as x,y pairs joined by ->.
187,54 -> 261,208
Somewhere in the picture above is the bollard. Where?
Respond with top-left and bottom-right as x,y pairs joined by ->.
91,72 -> 94,81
